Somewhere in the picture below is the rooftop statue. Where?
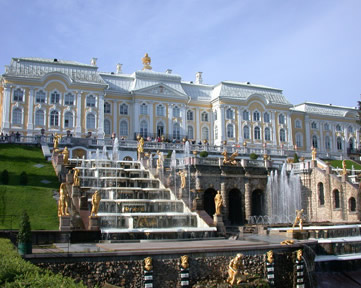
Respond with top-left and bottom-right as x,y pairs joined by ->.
142,53 -> 152,70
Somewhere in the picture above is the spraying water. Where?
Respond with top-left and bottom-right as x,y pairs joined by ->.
112,138 -> 119,161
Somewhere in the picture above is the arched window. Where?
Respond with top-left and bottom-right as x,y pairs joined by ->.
187,126 -> 194,139
50,91 -> 60,104
226,108 -> 233,120
334,189 -> 340,209
337,137 -> 343,150
243,110 -> 249,121
50,110 -> 59,126
173,106 -> 180,117
201,111 -> 209,122
86,113 -> 95,129
64,111 -> 73,128
295,120 -> 301,128
264,112 -> 270,123
12,108 -> 22,125
325,136 -> 331,150
336,124 -> 342,131
243,126 -> 250,139
187,110 -> 194,120
119,120 -> 128,136
35,110 -> 44,126
173,123 -> 180,140
349,197 -> 356,212
324,123 -> 329,131
13,88 -> 24,102
104,102 -> 111,114
157,105 -> 165,116
253,111 -> 260,122
214,126 -> 218,140
278,114 -> 285,124
311,122 -> 317,129
280,129 -> 286,142
318,182 -> 325,206
64,93 -> 74,106
157,122 -> 164,137
140,120 -> 147,138
120,103 -> 128,115
349,138 -> 355,150
227,124 -> 234,138
296,133 -> 303,147
202,127 -> 209,140
312,135 -> 318,148
265,127 -> 271,141
36,90 -> 46,103
86,95 -> 96,107
104,119 -> 111,135
254,126 -> 261,140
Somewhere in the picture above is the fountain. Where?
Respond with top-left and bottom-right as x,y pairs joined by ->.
112,137 -> 119,161
102,145 -> 107,160
267,163 -> 302,224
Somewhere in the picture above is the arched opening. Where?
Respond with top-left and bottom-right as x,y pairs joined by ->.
228,188 -> 243,225
72,148 -> 86,159
251,189 -> 265,216
349,197 -> 356,212
203,188 -> 217,218
333,189 -> 340,209
318,182 -> 325,206
123,156 -> 133,161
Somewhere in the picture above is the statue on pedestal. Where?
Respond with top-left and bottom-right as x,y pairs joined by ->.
58,183 -> 69,216
180,255 -> 189,269
178,171 -> 186,189
311,147 -> 317,160
137,137 -> 144,160
142,53 -> 152,70
156,150 -> 164,170
214,190 -> 223,216
73,168 -> 80,187
144,256 -> 153,271
292,209 -> 304,230
53,133 -> 61,152
227,253 -> 247,285
62,146 -> 69,165
90,190 -> 101,217
342,160 -> 347,175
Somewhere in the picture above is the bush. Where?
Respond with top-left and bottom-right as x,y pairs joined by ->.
250,153 -> 259,160
167,151 -> 172,158
1,169 -> 9,185
199,151 -> 208,158
293,153 -> 299,163
17,211 -> 32,243
19,171 -> 28,185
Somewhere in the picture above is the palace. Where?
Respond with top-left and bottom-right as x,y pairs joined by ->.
0,56 -> 359,157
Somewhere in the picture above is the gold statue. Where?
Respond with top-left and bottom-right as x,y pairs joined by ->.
221,150 -> 238,165
280,239 -> 294,245
142,53 -> 152,70
62,146 -> 69,165
53,133 -> 61,151
293,209 -> 304,230
296,249 -> 303,261
178,171 -> 186,189
144,256 -> 153,271
73,168 -> 80,187
342,160 -> 347,175
266,250 -> 274,264
180,255 -> 189,269
89,190 -> 101,217
214,190 -> 223,216
58,183 -> 69,216
137,137 -> 144,160
156,150 -> 164,169
311,147 -> 317,160
227,253 -> 247,285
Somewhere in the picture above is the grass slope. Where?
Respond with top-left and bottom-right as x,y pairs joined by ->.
329,160 -> 361,170
0,144 -> 59,230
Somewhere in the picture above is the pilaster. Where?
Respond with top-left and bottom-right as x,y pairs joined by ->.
195,107 -> 200,142
27,88 -> 34,133
2,85 -> 11,129
245,180 -> 251,222
97,93 -> 105,137
75,91 -> 82,136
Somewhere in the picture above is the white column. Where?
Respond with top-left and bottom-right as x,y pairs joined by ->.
26,88 -> 34,135
305,115 -> 311,151
210,108 -> 214,145
287,113 -> 292,148
220,106 -> 225,142
167,104 -> 172,138
97,93 -> 105,138
181,105 -> 186,136
2,85 -> 11,129
238,107 -> 242,144
113,101 -> 117,136
195,107 -> 200,142
332,125 -> 337,153
319,122 -> 324,152
149,102 -> 154,136
271,111 -> 277,146
134,101 -> 140,135
75,91 -> 82,136
344,127 -> 348,155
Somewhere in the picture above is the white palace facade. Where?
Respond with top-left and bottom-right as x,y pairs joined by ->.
0,56 -> 359,157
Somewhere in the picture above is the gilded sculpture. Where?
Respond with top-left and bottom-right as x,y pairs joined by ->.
156,150 -> 164,169
311,147 -> 317,160
53,133 -> 61,151
292,209 -> 304,230
142,53 -> 152,70
58,183 -> 69,217
73,168 -> 80,186
280,239 -> 294,245
214,190 -> 223,216
266,250 -> 274,264
180,255 -> 189,269
62,146 -> 69,165
296,249 -> 303,261
137,137 -> 144,160
89,190 -> 101,217
221,150 -> 238,165
144,256 -> 153,271
342,160 -> 347,175
227,253 -> 247,285
178,171 -> 186,189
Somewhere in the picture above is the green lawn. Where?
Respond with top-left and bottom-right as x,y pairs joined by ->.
0,144 -> 59,230
329,159 -> 361,170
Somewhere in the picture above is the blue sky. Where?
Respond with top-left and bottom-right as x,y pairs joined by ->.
1,0 -> 360,107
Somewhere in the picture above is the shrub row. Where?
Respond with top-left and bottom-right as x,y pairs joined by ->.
0,238 -> 86,287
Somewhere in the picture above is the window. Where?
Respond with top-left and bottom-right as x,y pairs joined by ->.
140,103 -> 147,115
318,183 -> 325,206
157,122 -> 164,137
173,123 -> 180,140
264,112 -> 270,123
280,129 -> 286,142
311,122 -> 317,129
50,91 -> 60,104
325,136 -> 331,150
104,119 -> 111,134
265,127 -> 271,141
86,95 -> 96,107
104,102 -> 111,114
348,126 -> 353,133
278,114 -> 285,124
119,120 -> 128,136
13,88 -> 24,102
243,126 -> 250,139
173,106 -> 180,117
214,126 -> 218,140
50,110 -> 59,126
296,133 -> 303,147
64,93 -> 74,106
202,127 -> 209,140
254,126 -> 261,140
187,110 -> 193,120
35,110 -> 44,126
253,111 -> 260,122
295,120 -> 301,128
214,110 -> 217,121
334,189 -> 340,209
312,135 -> 318,148
187,126 -> 194,140
349,197 -> 356,212
336,124 -> 342,131
86,113 -> 95,129
12,108 -> 22,124
140,120 -> 147,138
337,137 -> 342,150
324,123 -> 329,131
36,90 -> 46,103
226,108 -> 233,120
64,112 -> 73,128
157,105 -> 165,116
201,112 -> 208,122
227,124 -> 234,138
243,110 -> 249,121
120,103 -> 128,115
